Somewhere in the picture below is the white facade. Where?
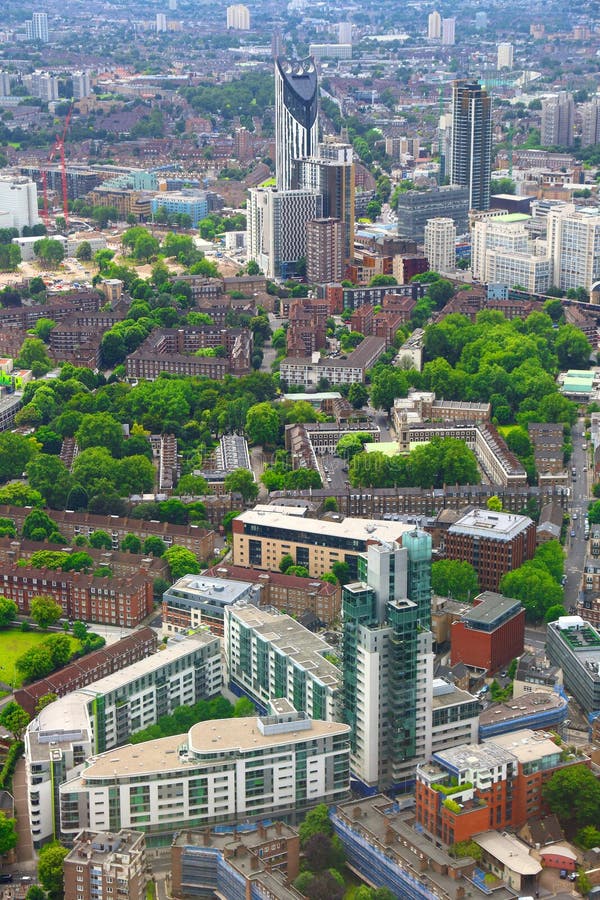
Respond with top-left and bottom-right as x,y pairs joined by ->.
247,187 -> 322,279
156,13 -> 167,32
226,4 -> 250,30
471,216 -> 531,281
424,217 -> 456,272
581,98 -> 600,148
275,57 -> 319,192
497,42 -> 514,69
547,204 -> 600,293
24,633 -> 222,847
72,71 -> 91,99
441,17 -> 455,45
309,44 -> 352,62
0,72 -> 10,96
28,12 -> 49,42
59,713 -> 350,838
28,72 -> 59,102
485,249 -> 552,293
428,10 -> 442,39
0,176 -> 40,233
338,22 -> 353,43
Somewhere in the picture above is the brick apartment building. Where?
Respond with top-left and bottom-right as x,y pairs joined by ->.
450,591 -> 525,673
14,626 -> 157,716
416,729 -> 588,846
0,505 -> 215,561
126,326 -> 252,380
445,509 -> 537,591
0,537 -> 169,580
204,563 -> 342,624
0,565 -> 153,626
64,830 -> 147,900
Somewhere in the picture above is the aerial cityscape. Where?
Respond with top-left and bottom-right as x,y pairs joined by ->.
0,0 -> 598,898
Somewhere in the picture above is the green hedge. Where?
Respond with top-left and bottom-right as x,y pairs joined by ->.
0,741 -> 23,790
432,781 -> 473,796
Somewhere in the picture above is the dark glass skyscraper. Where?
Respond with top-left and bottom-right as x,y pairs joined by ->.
450,79 -> 492,211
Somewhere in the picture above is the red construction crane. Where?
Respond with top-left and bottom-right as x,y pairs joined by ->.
41,104 -> 73,230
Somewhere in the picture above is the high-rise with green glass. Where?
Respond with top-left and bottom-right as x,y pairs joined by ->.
342,530 -> 434,792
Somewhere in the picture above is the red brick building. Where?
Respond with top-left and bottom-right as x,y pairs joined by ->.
0,566 -> 153,627
14,627 -> 157,716
445,508 -> 537,591
450,591 -> 525,674
416,730 -> 588,846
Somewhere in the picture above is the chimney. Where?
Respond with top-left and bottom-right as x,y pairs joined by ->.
202,828 -> 211,846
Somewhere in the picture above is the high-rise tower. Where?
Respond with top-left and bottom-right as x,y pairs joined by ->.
450,79 -> 492,211
341,531 -> 434,792
275,57 -> 319,191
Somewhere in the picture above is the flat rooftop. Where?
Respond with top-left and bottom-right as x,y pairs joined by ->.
228,605 -> 341,688
166,574 -> 257,606
473,831 -> 541,876
236,510 -> 414,545
478,691 -> 566,727
433,741 -> 516,773
486,729 -> 563,764
449,508 -> 532,541
431,679 -> 477,710
463,592 -> 522,627
80,717 -> 349,779
173,821 -> 298,852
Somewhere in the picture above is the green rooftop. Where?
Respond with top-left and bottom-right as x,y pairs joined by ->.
494,213 -> 531,223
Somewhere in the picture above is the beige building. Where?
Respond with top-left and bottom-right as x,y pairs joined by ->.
64,830 -> 147,900
424,217 -> 456,272
232,508 -> 412,579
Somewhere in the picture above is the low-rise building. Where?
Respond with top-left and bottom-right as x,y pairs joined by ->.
205,563 -> 341,624
430,678 -> 479,755
162,574 -> 260,637
64,830 -> 148,900
59,711 -> 351,843
25,632 -> 222,846
171,823 -> 301,900
478,690 -> 567,740
450,591 -> 525,674
280,337 -> 387,387
225,604 -> 341,720
126,326 -> 252,381
513,651 -> 563,698
546,615 -> 600,714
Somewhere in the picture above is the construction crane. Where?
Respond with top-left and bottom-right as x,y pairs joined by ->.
41,104 -> 73,230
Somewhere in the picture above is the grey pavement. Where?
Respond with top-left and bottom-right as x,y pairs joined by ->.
11,758 -> 35,870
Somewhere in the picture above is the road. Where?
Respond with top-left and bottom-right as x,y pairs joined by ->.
564,417 -> 590,609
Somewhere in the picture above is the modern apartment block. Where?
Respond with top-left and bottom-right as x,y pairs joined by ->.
546,204 -> 600,293
225,604 -> 342,720
342,534 -> 435,792
306,218 -> 344,284
395,186 -> 469,242
64,830 -> 147,900
275,57 -> 319,192
0,175 -> 41,232
232,508 -> 413,580
471,214 -> 552,293
162,573 -> 260,637
546,616 -> 600,714
24,632 -> 222,846
424,217 -> 456,272
450,80 -> 492,211
59,710 -> 351,843
416,729 -> 586,845
581,98 -> 600,147
226,3 -> 250,29
247,187 -> 323,280
279,335 -> 386,387
445,509 -> 536,591
541,92 -> 575,147
450,591 -> 525,673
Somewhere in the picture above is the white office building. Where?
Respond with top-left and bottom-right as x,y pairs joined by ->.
0,175 -> 40,233
247,186 -> 322,280
428,10 -> 442,39
226,4 -> 250,30
225,604 -> 342,721
338,22 -> 353,43
471,214 -> 532,281
24,632 -> 222,847
441,17 -> 456,45
424,217 -> 456,272
59,710 -> 351,841
497,42 -> 514,69
156,13 -> 167,32
26,12 -> 49,43
547,204 -> 600,293
485,249 -> 552,294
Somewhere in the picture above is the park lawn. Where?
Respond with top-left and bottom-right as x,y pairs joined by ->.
0,630 -> 81,688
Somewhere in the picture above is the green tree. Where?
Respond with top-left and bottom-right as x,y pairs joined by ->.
368,274 -> 397,287
0,810 -> 17,855
143,536 -> 167,557
431,560 -> 479,602
224,468 -> 258,502
575,825 -> 600,849
0,701 -> 30,741
33,237 -> 65,268
16,645 -> 54,682
15,337 -> 52,376
555,324 -> 591,369
500,562 -> 563,623
44,634 -> 72,667
233,696 -> 255,717
486,495 -> 503,511
332,561 -> 351,585
30,595 -> 63,629
33,317 -> 57,343
323,497 -> 338,512
543,764 -> 600,832
22,510 -> 62,542
534,540 -> 564,583
25,887 -> 47,900
26,455 -> 73,510
117,455 -> 155,495
0,596 -> 17,627
76,412 -> 124,457
89,530 -> 112,550
245,402 -> 280,446
164,545 -> 200,580
370,367 -> 408,411
279,554 -> 294,573
299,803 -> 333,845
38,841 -> 69,900
0,432 -> 39,483
75,241 -> 92,261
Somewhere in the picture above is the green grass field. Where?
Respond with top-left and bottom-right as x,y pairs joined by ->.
0,630 -> 81,688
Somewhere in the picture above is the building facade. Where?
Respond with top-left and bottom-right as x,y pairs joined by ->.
450,80 -> 492,211
162,574 -> 260,637
0,175 -> 40,232
541,93 -> 575,147
547,205 -> 600,293
424,217 -> 456,272
546,616 -> 600,714
225,604 -> 341,719
59,712 -> 351,843
64,830 -> 147,900
247,187 -> 322,280
445,509 -> 536,591
395,186 -> 469,242
450,591 -> 526,673
275,57 -> 319,192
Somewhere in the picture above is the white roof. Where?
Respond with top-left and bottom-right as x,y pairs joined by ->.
539,844 -> 577,861
237,510 -> 413,544
473,832 -> 542,875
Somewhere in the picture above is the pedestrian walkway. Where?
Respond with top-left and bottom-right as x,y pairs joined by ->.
11,759 -> 34,868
